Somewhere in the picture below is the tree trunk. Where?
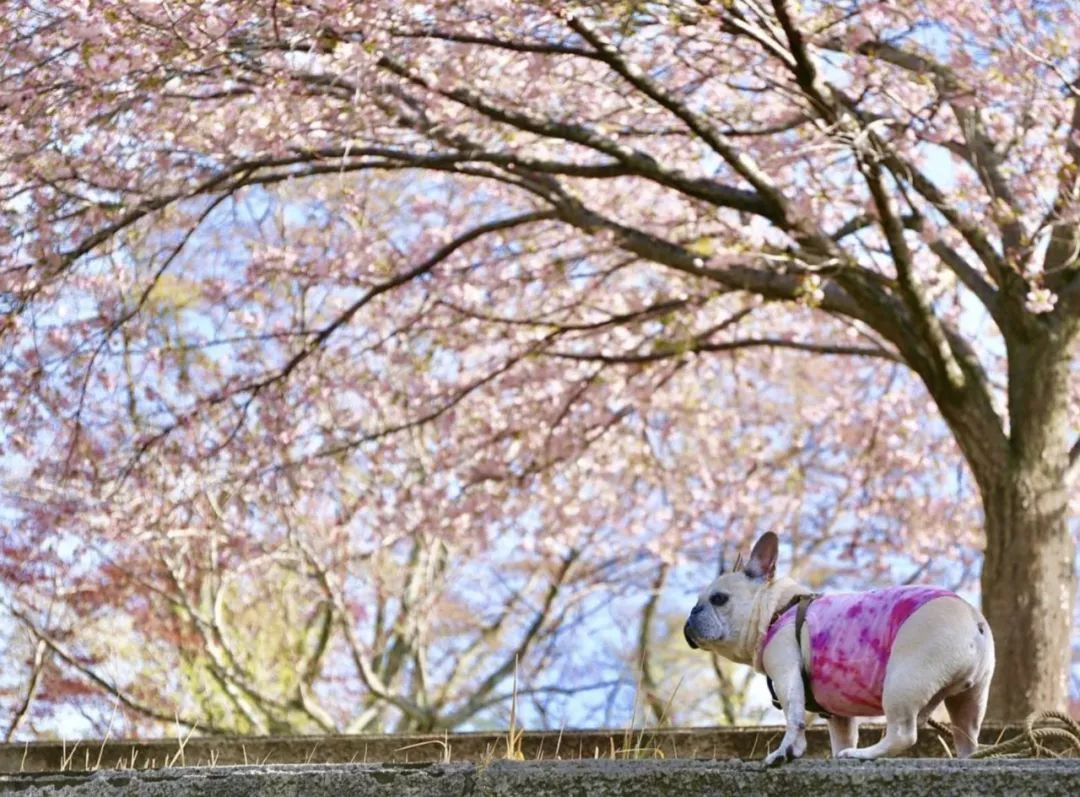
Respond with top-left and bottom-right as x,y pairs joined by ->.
979,329 -> 1077,721
980,467 -> 1075,721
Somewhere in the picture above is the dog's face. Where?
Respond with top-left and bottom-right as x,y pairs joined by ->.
684,532 -> 778,656
683,571 -> 761,654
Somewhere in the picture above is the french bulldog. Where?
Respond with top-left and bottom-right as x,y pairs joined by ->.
684,532 -> 995,765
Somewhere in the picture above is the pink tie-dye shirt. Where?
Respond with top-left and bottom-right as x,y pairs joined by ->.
759,585 -> 956,717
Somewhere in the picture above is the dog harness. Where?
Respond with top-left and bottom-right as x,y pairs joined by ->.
761,585 -> 957,717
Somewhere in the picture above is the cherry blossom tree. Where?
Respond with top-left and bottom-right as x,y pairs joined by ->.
2,319 -> 951,736
2,0 -> 1078,727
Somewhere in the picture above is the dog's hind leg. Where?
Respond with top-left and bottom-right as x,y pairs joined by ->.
946,612 -> 994,758
837,652 -> 936,759
836,708 -> 917,759
826,716 -> 858,757
945,674 -> 991,758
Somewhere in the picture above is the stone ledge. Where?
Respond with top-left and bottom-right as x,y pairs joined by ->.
0,724 -> 1016,773
3,759 -> 1080,797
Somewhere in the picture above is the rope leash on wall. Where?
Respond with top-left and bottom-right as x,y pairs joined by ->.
926,711 -> 1080,758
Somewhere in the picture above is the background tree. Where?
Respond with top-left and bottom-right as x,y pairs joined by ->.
2,321 -> 952,736
2,0 -> 1078,729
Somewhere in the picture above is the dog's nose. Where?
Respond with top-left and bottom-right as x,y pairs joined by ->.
690,603 -> 704,616
684,622 -> 699,649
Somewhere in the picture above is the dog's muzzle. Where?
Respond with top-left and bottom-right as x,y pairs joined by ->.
684,603 -> 704,649
684,621 -> 699,649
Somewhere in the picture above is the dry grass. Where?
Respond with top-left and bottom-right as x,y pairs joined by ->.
18,664 -> 693,772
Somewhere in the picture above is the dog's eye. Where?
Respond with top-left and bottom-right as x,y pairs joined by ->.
709,592 -> 729,608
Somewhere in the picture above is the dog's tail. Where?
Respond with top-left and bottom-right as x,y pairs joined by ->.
971,607 -> 995,684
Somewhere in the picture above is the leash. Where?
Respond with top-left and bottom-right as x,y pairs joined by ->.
928,712 -> 1080,758
966,711 -> 1080,758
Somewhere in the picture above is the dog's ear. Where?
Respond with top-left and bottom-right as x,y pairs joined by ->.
744,532 -> 778,581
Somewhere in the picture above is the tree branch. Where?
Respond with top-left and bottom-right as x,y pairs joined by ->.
758,4 -> 984,391
116,210 -> 555,483
1067,437 -> 1080,487
393,28 -> 597,58
860,158 -> 967,388
548,192 -> 900,334
436,295 -> 701,333
564,12 -> 794,220
820,35 -> 1027,259
3,639 -> 47,742
6,606 -> 230,735
927,238 -> 1001,318
298,539 -> 431,726
158,560 -> 276,733
830,212 -> 919,241
306,329 -> 562,466
439,549 -> 580,728
881,155 -> 1011,290
1044,85 -> 1080,284
547,335 -> 898,364
432,569 -> 546,710
377,53 -> 783,222
636,563 -> 670,726
801,30 -> 1014,295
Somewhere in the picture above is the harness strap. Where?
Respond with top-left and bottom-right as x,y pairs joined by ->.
765,593 -> 832,718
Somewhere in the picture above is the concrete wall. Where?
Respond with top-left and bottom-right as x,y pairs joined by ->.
4,759 -> 1080,797
0,724 -> 1014,773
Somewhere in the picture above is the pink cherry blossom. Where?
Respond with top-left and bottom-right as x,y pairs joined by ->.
0,0 -> 1078,736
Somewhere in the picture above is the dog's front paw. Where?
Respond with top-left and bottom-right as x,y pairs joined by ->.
762,746 -> 793,767
762,747 -> 788,767
763,740 -> 805,767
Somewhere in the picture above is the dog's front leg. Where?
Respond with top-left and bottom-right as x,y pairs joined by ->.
762,668 -> 808,766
